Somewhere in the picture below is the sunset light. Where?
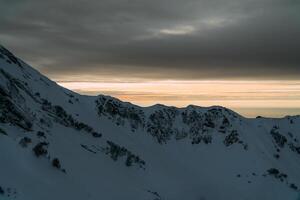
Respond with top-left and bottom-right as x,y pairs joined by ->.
58,80 -> 300,117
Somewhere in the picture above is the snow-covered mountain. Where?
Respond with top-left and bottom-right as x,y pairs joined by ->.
0,45 -> 300,200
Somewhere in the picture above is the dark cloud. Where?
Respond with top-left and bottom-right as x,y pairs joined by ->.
0,0 -> 299,80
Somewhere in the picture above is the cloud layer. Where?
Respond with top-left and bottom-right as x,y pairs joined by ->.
1,0 -> 300,80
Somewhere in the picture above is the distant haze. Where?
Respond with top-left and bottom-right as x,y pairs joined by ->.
58,80 -> 300,118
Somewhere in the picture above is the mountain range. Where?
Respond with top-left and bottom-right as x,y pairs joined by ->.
0,45 -> 299,200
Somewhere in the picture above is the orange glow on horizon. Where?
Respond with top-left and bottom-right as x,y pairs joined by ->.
58,80 -> 300,117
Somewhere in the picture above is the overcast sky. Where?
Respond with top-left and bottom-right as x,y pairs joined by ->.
1,0 -> 300,80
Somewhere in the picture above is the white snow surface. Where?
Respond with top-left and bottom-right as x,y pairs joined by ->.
0,45 -> 300,200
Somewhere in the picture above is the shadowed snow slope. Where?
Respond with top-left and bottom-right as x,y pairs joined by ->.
0,45 -> 300,200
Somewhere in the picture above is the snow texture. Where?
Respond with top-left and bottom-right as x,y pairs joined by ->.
0,45 -> 300,200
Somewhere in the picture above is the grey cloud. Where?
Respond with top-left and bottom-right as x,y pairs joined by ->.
0,0 -> 299,80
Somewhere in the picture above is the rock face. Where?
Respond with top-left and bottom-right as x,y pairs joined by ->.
0,45 -> 300,200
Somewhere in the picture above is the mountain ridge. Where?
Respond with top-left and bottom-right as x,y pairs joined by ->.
0,45 -> 300,200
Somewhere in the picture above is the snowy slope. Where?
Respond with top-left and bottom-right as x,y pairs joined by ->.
0,45 -> 300,200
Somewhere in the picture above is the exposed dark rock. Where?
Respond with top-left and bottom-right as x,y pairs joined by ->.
267,168 -> 288,182
0,186 -> 4,195
290,183 -> 298,190
92,131 -> 102,138
147,190 -> 162,200
270,126 -> 287,148
274,154 -> 280,159
147,108 -> 178,144
267,168 -> 280,175
19,137 -> 32,147
0,87 -> 33,131
105,140 -> 145,169
192,134 -> 212,145
37,131 -> 46,138
0,46 -> 22,67
33,142 -> 49,157
42,100 -> 101,137
52,158 -> 61,169
289,143 -> 300,155
81,144 -> 97,154
96,97 -> 145,131
0,127 -> 7,135
224,130 -> 240,146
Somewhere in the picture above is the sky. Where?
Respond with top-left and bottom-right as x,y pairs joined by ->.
1,0 -> 300,117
